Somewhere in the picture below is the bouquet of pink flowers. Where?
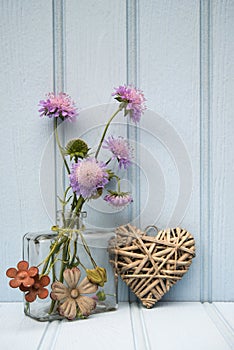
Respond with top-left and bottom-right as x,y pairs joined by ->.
6,85 -> 146,320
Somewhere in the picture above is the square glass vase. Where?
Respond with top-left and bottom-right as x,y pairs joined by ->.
23,215 -> 118,322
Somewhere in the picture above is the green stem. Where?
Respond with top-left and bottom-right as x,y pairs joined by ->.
117,180 -> 121,193
54,118 -> 70,174
40,237 -> 64,275
79,230 -> 97,268
74,196 -> 85,215
58,196 -> 85,282
95,107 -> 122,159
59,238 -> 70,282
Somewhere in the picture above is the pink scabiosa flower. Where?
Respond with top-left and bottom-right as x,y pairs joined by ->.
104,191 -> 133,208
69,158 -> 109,199
113,85 -> 146,123
38,92 -> 78,121
103,136 -> 132,169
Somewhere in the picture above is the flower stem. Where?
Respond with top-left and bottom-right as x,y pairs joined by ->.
95,107 -> 122,159
54,118 -> 70,174
117,180 -> 121,192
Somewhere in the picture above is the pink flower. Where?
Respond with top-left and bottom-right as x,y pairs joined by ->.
113,85 -> 146,123
104,191 -> 133,208
38,92 -> 78,121
103,136 -> 132,169
69,158 -> 109,199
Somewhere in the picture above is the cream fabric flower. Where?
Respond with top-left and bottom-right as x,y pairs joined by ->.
51,267 -> 98,319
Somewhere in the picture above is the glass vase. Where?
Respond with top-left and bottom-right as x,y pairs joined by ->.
23,211 -> 118,321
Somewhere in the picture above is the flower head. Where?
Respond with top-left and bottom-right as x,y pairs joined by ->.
69,158 -> 109,199
104,191 -> 133,208
86,267 -> 107,287
51,267 -> 98,319
20,274 -> 50,302
103,136 -> 132,169
113,85 -> 146,123
6,261 -> 38,288
38,92 -> 78,121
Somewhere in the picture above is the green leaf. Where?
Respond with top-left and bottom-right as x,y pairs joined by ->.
106,169 -> 116,180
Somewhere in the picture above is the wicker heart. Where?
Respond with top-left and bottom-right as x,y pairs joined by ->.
109,224 -> 195,308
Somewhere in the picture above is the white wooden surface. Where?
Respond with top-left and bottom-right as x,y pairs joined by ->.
1,0 -> 234,303
0,302 -> 233,350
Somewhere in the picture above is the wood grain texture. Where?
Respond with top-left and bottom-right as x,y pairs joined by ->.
211,0 -> 234,301
0,302 -> 233,350
141,302 -> 231,350
1,0 -> 233,304
199,0 -> 213,303
139,0 -> 200,301
0,303 -> 48,350
64,0 -> 126,108
46,303 -> 135,350
0,0 -> 55,301
64,0 -> 129,301
214,302 -> 234,331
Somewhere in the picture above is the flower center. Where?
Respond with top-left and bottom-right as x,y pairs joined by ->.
33,283 -> 40,290
17,271 -> 28,280
70,288 -> 79,299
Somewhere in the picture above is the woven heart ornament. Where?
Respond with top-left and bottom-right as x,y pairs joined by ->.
109,224 -> 195,308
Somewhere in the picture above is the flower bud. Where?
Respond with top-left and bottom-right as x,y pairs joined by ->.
96,290 -> 106,301
86,267 -> 107,287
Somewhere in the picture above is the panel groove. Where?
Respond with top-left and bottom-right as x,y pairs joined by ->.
126,0 -> 140,302
130,303 -> 151,350
126,0 -> 141,228
52,0 -> 66,217
203,303 -> 234,348
199,0 -> 212,302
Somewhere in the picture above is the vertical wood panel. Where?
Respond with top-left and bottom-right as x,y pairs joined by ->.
0,0 -> 55,301
1,0 -> 233,304
65,0 -> 126,107
64,0 -> 128,300
211,0 -> 234,300
139,0 -> 200,300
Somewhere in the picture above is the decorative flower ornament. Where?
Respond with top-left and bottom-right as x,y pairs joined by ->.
20,274 -> 50,302
86,267 -> 107,287
51,267 -> 98,319
6,261 -> 38,288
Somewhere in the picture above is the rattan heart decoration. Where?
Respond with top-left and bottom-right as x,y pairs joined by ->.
109,224 -> 195,308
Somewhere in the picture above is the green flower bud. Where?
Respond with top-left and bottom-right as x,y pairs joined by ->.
65,139 -> 89,160
96,290 -> 106,301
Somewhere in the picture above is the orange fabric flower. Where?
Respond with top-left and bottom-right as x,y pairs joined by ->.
20,274 -> 50,302
6,261 -> 38,288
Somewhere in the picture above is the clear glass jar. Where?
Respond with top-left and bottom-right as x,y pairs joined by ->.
23,211 -> 118,321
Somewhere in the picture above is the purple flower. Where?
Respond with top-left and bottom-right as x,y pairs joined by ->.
38,92 -> 78,122
69,158 -> 109,199
104,191 -> 133,208
103,136 -> 132,169
113,85 -> 146,123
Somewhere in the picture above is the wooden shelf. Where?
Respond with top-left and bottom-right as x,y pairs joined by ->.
0,302 -> 233,350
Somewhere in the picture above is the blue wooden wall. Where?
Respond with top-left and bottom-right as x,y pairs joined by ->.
1,0 -> 233,302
